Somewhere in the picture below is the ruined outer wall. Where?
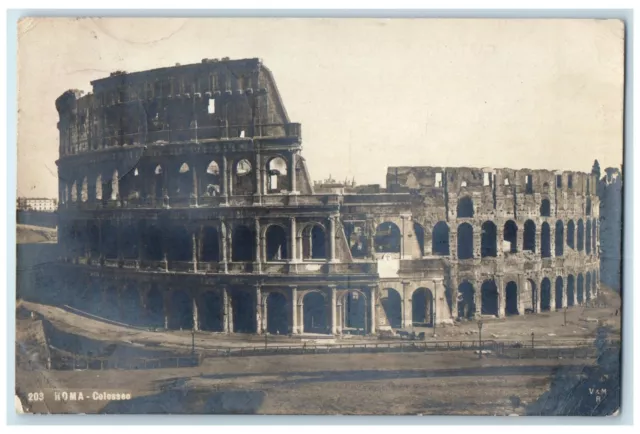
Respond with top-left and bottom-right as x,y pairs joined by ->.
598,168 -> 623,291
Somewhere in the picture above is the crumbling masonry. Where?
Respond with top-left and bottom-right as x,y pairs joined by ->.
51,58 -> 601,335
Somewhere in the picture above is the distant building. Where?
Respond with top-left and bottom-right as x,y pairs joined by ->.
17,198 -> 58,212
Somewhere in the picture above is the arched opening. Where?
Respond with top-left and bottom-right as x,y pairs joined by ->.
265,225 -> 288,261
154,165 -> 164,199
231,290 -> 256,333
527,279 -> 537,312
457,223 -> 474,259
176,163 -> 193,197
167,226 -> 192,262
577,274 -> 584,304
143,223 -> 164,261
586,197 -> 592,216
198,291 -> 224,332
577,219 -> 585,252
101,220 -> 118,259
233,158 -> 254,195
232,225 -> 255,262
541,278 -> 551,311
413,222 -> 425,257
505,281 -> 518,315
457,196 -> 474,218
266,292 -> 289,335
302,224 -> 326,260
480,280 -> 498,316
203,160 -> 221,197
121,224 -> 138,259
432,221 -> 450,255
201,226 -> 220,262
586,220 -> 592,255
481,221 -> 497,258
374,222 -> 401,253
87,223 -> 100,259
146,287 -> 164,328
381,288 -> 402,328
343,291 -> 367,331
523,220 -> 536,252
303,292 -> 328,334
555,220 -> 564,257
120,285 -> 143,325
540,199 -> 551,217
567,220 -> 575,250
344,222 -> 368,258
567,275 -> 575,307
541,222 -> 551,258
503,220 -> 518,253
457,281 -> 475,319
169,290 -> 193,330
586,273 -> 592,301
412,287 -> 434,326
266,156 -> 289,193
555,277 -> 564,310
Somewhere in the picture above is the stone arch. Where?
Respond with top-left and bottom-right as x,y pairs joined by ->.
586,220 -> 592,255
481,221 -> 497,258
577,274 -> 585,305
457,196 -> 474,218
541,222 -> 551,258
344,221 -> 368,259
567,220 -> 575,249
231,289 -> 256,333
527,279 -> 537,312
523,220 -> 536,252
381,288 -> 402,328
577,219 -> 585,252
457,223 -> 474,260
342,290 -> 367,331
541,278 -> 551,311
265,224 -> 288,261
555,220 -> 564,257
503,220 -> 518,253
505,281 -> 519,315
374,222 -> 401,253
413,222 -> 425,257
232,225 -> 255,262
432,221 -> 450,256
302,291 -> 329,334
411,287 -> 434,326
555,277 -> 564,310
203,160 -> 221,197
480,280 -> 498,316
266,155 -> 289,193
457,281 -> 475,319
198,290 -> 224,332
302,223 -> 327,260
540,198 -> 551,217
567,275 -> 576,307
233,158 -> 254,195
266,292 -> 289,335
169,290 -> 193,330
202,226 -> 220,262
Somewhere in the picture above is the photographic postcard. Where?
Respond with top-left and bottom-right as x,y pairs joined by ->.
15,17 -> 624,416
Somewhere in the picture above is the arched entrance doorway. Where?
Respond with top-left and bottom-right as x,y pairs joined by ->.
302,292 -> 328,334
481,280 -> 498,316
266,292 -> 288,335
412,287 -> 434,326
381,288 -> 402,328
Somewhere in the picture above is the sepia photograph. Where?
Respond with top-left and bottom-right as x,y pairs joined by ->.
14,16 -> 625,416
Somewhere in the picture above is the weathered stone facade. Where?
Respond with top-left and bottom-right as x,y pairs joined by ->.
598,167 -> 623,292
52,58 -> 601,336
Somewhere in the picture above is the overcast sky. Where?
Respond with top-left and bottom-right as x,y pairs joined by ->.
17,18 -> 624,197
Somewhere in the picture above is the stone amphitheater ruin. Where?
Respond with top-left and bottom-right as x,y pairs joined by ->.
50,57 -> 601,336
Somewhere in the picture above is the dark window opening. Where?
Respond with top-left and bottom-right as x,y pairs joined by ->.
457,196 -> 474,218
541,222 -> 551,258
412,288 -> 434,327
523,220 -> 536,252
481,280 -> 498,316
432,222 -> 450,256
457,223 -> 474,259
481,221 -> 497,258
202,227 -> 220,262
555,220 -> 564,257
232,225 -> 255,261
266,225 -> 288,261
374,222 -> 401,253
503,220 -> 518,253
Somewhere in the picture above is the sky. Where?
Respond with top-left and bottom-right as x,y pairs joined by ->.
16,18 -> 625,197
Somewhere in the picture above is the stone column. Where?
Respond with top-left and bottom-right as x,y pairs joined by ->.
220,219 -> 229,273
517,274 -> 526,315
329,285 -> 338,335
221,154 -> 230,203
254,152 -> 262,200
261,292 -> 269,333
560,276 -> 567,308
191,160 -> 199,206
535,227 -> 542,255
549,278 -> 557,312
449,229 -> 458,260
288,151 -> 297,193
289,217 -> 297,262
192,295 -> 199,331
254,218 -> 262,273
450,274 -> 459,320
401,281 -> 412,328
473,279 -> 482,317
192,230 -> 198,272
289,286 -> 299,334
163,291 -> 171,330
329,216 -> 337,262
255,284 -> 262,334
496,274 -> 505,318
534,279 -> 541,313
222,287 -> 232,333
369,285 -> 377,334
549,224 -> 556,258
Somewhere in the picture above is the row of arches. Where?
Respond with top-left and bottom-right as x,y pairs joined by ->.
455,196 -> 594,219
60,155 -> 297,205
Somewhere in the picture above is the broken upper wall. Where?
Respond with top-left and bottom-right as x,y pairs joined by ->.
55,57 -> 296,157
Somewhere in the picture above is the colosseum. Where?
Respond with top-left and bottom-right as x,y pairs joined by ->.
52,57 -> 601,336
